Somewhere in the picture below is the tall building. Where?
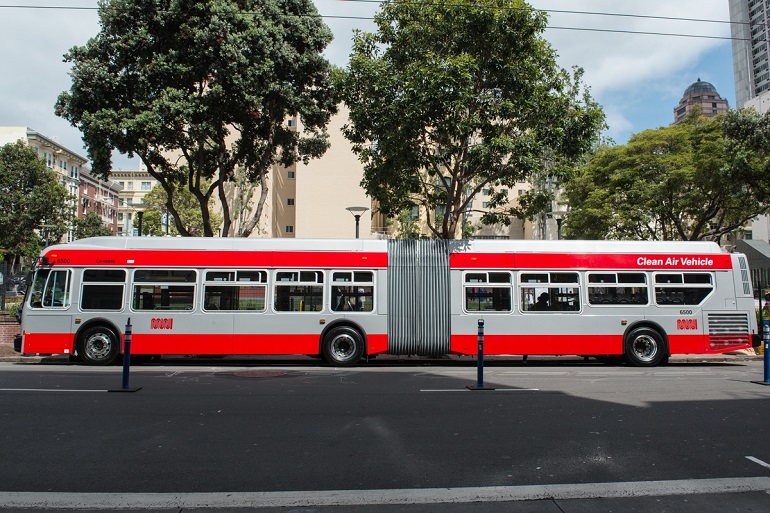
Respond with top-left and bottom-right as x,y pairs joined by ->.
0,127 -> 120,239
729,0 -> 770,107
673,79 -> 729,124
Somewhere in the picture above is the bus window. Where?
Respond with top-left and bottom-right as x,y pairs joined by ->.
464,271 -> 512,312
81,269 -> 126,310
203,270 -> 267,311
30,269 -> 72,309
132,269 -> 196,310
520,272 -> 579,312
588,272 -> 648,305
274,270 -> 323,312
654,272 -> 713,305
331,271 -> 374,312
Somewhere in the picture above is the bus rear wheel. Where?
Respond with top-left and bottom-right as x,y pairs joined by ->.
322,326 -> 364,366
78,325 -> 120,366
624,327 -> 668,367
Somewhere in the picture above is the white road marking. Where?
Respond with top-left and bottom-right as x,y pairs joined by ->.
0,477 -> 768,510
420,388 -> 539,392
746,456 -> 770,471
0,388 -> 107,393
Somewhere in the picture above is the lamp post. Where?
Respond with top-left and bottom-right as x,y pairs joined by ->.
346,206 -> 369,239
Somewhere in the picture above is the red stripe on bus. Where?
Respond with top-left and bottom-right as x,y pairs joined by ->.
21,333 -> 74,355
44,250 -> 389,269
129,332 -> 391,356
450,332 -> 750,356
450,253 -> 733,270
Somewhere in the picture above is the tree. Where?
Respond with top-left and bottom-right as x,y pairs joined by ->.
56,0 -> 337,237
336,0 -> 604,239
73,211 -> 113,239
563,111 -> 770,241
140,181 -> 223,236
0,142 -> 70,268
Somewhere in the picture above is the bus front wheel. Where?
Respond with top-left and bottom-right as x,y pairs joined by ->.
624,327 -> 668,367
78,325 -> 120,366
322,326 -> 364,366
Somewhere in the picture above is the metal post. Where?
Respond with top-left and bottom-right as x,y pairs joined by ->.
110,318 -> 142,392
752,320 -> 770,386
468,319 -> 494,390
122,318 -> 132,389
354,214 -> 361,239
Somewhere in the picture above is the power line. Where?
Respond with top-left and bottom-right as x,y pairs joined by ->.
0,2 -> 750,41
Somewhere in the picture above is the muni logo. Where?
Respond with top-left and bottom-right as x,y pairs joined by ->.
151,318 -> 174,330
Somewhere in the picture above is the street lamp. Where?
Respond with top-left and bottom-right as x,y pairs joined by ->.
346,206 -> 369,239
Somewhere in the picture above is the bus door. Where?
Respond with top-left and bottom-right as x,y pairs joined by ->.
23,268 -> 74,354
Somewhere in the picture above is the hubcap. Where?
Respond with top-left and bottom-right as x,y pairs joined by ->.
85,333 -> 113,361
632,335 -> 658,362
331,334 -> 356,362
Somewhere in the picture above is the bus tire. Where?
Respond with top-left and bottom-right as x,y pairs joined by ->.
624,327 -> 667,367
78,325 -> 120,366
322,326 -> 364,366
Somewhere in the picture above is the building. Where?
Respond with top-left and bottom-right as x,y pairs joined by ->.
0,126 -> 119,240
673,79 -> 729,124
79,170 -> 120,235
729,0 -> 770,108
110,164 -> 161,236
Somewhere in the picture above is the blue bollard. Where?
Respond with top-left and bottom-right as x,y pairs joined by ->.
110,318 -> 141,392
762,320 -> 770,383
122,318 -> 132,390
467,319 -> 494,390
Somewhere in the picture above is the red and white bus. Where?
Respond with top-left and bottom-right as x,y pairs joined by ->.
15,237 -> 759,366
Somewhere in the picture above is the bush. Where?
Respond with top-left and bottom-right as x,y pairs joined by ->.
4,299 -> 21,318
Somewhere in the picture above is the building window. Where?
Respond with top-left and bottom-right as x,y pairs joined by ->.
286,225 -> 294,233
287,198 -> 295,206
141,182 -> 152,191
288,171 -> 295,179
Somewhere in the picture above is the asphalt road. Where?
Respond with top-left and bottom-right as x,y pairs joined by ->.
1,357 -> 769,512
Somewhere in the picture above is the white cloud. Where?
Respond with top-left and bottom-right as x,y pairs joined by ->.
533,0 -> 730,94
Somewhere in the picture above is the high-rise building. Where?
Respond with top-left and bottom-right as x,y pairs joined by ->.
673,79 -> 729,124
729,0 -> 770,107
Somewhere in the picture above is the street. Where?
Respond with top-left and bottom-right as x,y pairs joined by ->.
0,357 -> 769,512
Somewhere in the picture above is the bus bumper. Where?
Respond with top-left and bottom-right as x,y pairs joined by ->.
13,334 -> 22,353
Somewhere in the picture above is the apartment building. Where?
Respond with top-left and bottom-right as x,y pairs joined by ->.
110,165 -> 160,236
78,170 -> 120,234
0,126 -> 119,239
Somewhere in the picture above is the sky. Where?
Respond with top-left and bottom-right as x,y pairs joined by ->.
0,0 -> 737,170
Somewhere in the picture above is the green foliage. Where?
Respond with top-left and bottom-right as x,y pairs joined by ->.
73,211 -> 113,239
0,142 -> 70,261
336,0 -> 604,239
563,110 -> 770,241
56,0 -> 337,237
141,182 -> 222,236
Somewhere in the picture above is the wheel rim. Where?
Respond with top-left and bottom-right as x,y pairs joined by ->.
330,333 -> 357,362
631,334 -> 658,363
84,332 -> 113,362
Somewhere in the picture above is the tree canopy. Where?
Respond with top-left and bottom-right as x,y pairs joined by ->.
56,0 -> 337,237
73,211 -> 114,239
140,181 -> 223,236
336,0 -> 604,239
563,110 -> 770,241
0,142 -> 70,264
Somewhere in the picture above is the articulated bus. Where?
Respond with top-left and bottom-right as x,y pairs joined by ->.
14,237 -> 760,366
